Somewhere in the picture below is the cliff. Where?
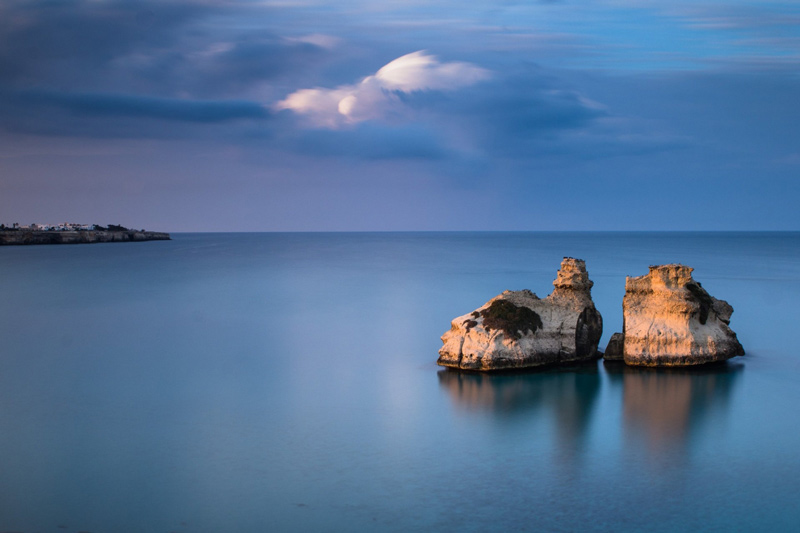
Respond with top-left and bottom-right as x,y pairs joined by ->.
0,230 -> 171,246
438,258 -> 603,371
606,264 -> 744,366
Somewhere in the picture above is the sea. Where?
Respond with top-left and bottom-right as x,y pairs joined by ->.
1,232 -> 799,532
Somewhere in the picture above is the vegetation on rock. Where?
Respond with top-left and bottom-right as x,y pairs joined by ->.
479,299 -> 543,340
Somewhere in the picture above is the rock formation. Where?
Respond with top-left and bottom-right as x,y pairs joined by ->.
605,264 -> 744,366
438,258 -> 603,371
603,332 -> 625,361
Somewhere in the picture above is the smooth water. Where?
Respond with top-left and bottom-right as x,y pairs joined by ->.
1,232 -> 799,532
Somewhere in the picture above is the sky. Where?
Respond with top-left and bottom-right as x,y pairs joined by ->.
1,0 -> 800,231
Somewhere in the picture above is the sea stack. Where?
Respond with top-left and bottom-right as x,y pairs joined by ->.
606,264 -> 744,366
438,258 -> 603,371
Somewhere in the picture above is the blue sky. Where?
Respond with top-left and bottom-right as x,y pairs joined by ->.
1,0 -> 799,231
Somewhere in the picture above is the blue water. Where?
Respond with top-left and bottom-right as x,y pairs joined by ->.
1,232 -> 799,532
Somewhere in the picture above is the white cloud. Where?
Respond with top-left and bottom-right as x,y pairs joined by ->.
374,51 -> 491,91
275,51 -> 490,128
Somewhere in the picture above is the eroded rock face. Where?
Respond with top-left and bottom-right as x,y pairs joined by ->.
609,264 -> 744,367
438,258 -> 603,371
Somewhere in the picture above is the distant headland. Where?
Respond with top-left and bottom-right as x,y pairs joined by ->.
0,223 -> 170,246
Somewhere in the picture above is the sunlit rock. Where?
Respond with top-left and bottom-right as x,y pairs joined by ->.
607,264 -> 744,366
438,258 -> 603,371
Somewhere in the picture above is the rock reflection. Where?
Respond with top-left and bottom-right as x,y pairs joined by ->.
605,361 -> 743,455
437,365 -> 601,454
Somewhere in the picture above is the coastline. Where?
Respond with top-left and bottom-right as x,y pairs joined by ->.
0,230 -> 171,246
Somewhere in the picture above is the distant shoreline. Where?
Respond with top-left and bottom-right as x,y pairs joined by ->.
0,230 -> 171,246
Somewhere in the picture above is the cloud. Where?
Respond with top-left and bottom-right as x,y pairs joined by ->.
0,0 -> 209,88
269,60 -> 614,162
374,51 -> 491,91
0,1 -> 331,99
20,91 -> 269,122
275,51 -> 491,128
0,90 -> 269,138
391,65 -> 609,157
179,36 -> 328,96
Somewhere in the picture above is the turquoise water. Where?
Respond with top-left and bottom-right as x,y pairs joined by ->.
1,232 -> 799,532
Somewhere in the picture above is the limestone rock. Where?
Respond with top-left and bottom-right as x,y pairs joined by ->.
609,264 -> 744,367
438,258 -> 603,371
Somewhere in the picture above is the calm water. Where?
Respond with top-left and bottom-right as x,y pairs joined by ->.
1,232 -> 799,532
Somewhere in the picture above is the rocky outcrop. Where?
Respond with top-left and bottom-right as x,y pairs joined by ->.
604,332 -> 625,361
606,264 -> 744,366
438,258 -> 603,371
0,230 -> 171,246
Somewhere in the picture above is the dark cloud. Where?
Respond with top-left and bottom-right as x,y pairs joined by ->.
0,89 -> 269,138
0,0 -> 209,88
0,0 -> 330,98
18,90 -> 269,122
394,65 -> 608,158
189,38 -> 326,96
110,32 -> 330,99
0,1 -> 325,138
471,86 -> 604,136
